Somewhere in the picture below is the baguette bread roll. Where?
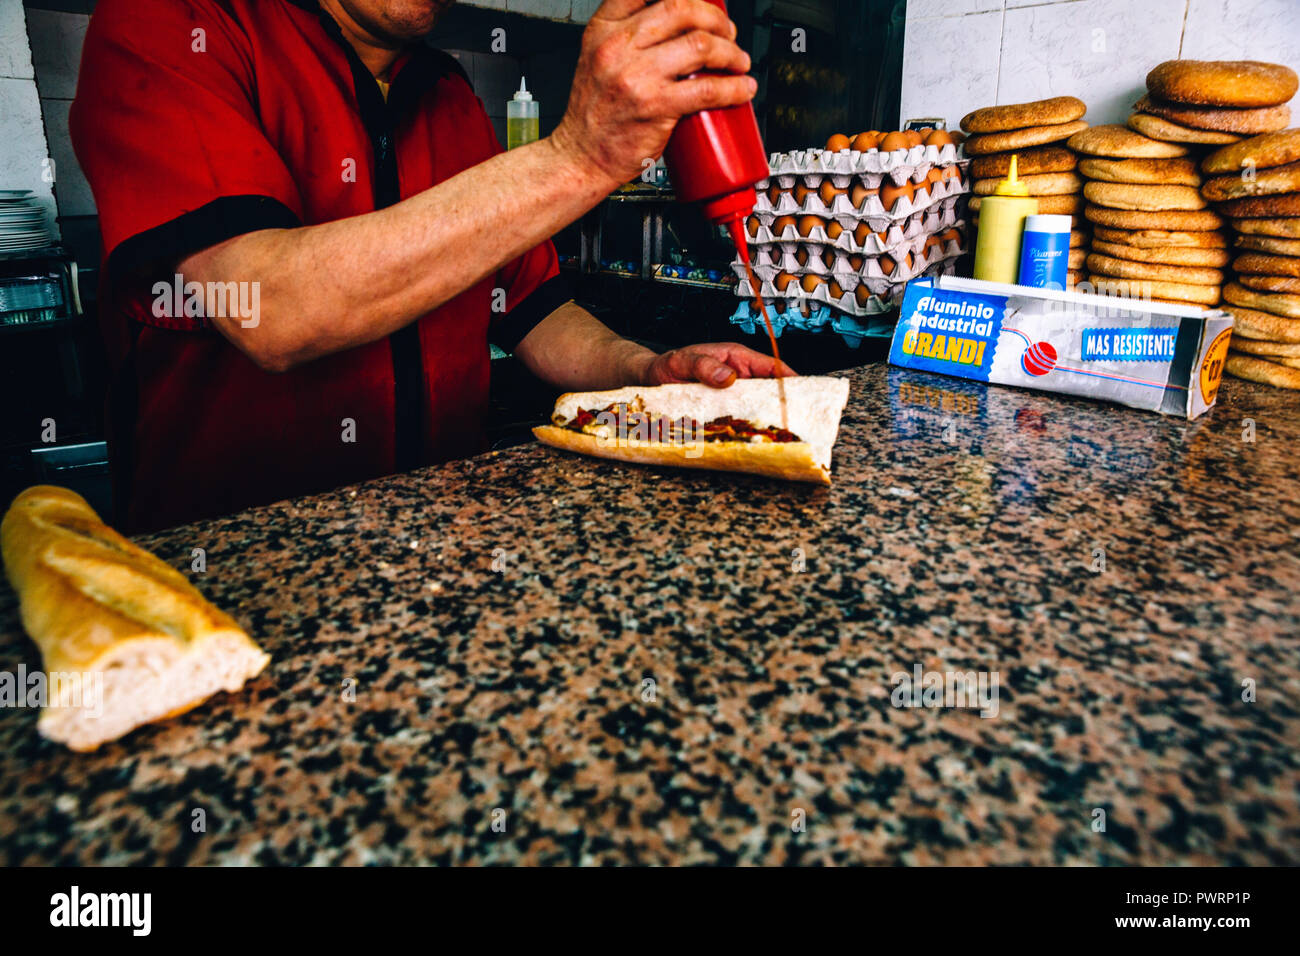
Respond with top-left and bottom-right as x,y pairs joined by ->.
1,486 -> 269,751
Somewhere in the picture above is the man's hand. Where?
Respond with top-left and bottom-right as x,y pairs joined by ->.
552,0 -> 757,187
641,342 -> 797,388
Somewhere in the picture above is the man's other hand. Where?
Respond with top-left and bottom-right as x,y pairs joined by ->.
641,342 -> 797,388
552,0 -> 757,187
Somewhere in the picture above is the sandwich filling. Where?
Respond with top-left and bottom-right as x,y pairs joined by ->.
561,399 -> 801,445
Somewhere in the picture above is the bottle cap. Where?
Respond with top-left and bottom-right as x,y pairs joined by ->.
513,77 -> 533,102
1023,214 -> 1073,233
993,154 -> 1030,197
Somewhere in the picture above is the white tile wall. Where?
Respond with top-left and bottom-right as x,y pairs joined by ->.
0,2 -> 57,234
26,8 -> 92,223
901,0 -> 1300,130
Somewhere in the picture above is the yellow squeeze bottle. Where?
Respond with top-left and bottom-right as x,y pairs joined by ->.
972,154 -> 1039,285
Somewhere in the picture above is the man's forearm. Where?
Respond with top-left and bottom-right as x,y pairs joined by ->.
179,136 -> 618,371
513,301 -> 655,390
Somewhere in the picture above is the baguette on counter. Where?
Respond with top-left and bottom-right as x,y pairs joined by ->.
1,485 -> 269,751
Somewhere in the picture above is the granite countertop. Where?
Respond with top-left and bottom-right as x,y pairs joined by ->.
1,364 -> 1298,865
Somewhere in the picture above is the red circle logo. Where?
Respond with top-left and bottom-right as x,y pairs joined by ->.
1022,341 -> 1058,376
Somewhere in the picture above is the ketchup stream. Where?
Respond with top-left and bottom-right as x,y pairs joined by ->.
726,219 -> 788,432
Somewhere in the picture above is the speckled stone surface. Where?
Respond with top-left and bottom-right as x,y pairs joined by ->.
1,365 -> 1298,865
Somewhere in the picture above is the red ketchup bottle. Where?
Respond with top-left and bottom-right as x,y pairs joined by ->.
661,0 -> 778,363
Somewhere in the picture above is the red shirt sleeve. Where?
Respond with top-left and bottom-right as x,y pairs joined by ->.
70,0 -> 304,289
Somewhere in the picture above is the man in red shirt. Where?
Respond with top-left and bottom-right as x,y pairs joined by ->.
70,0 -> 788,532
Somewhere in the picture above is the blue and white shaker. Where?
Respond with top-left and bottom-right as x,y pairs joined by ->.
1017,214 -> 1072,289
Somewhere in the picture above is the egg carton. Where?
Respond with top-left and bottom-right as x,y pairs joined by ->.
735,257 -> 961,317
728,300 -> 899,348
749,202 -> 966,253
755,178 -> 968,225
767,143 -> 965,178
743,234 -> 967,290
762,156 -> 972,193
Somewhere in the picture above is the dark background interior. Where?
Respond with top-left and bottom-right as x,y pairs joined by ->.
5,0 -> 906,518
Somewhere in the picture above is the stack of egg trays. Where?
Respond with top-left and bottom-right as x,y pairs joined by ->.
736,142 -> 971,317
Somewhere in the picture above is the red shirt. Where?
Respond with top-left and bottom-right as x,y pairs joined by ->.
70,0 -> 565,532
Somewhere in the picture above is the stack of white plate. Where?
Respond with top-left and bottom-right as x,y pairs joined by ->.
0,190 -> 53,253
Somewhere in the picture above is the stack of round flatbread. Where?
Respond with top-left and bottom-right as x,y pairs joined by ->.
1068,60 -> 1297,316
1199,125 -> 1300,389
961,97 -> 1090,284
1069,122 -> 1229,308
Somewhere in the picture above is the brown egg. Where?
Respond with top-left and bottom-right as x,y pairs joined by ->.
767,184 -> 783,204
818,180 -> 848,205
855,284 -> 871,307
851,131 -> 880,152
925,129 -> 954,148
800,273 -> 825,293
940,228 -> 962,244
796,215 -> 825,237
904,129 -> 924,147
768,247 -> 782,264
848,254 -> 865,271
828,279 -> 845,299
792,183 -> 812,204
850,183 -> 876,208
941,164 -> 962,182
746,215 -> 761,238
879,254 -> 898,276
879,180 -> 914,212
924,235 -> 943,255
794,248 -> 809,267
926,167 -> 943,186
825,220 -> 844,240
822,250 -> 836,268
772,215 -> 797,236
880,131 -> 910,153
825,133 -> 851,152
774,271 -> 797,291
853,221 -> 872,245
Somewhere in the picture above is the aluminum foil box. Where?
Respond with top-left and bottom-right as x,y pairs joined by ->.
888,276 -> 1234,419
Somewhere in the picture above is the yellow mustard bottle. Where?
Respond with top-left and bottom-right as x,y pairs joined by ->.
973,154 -> 1039,284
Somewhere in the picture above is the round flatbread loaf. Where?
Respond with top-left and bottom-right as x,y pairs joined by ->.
1083,181 -> 1208,211
972,172 -> 1082,196
1077,156 -> 1201,186
964,120 -> 1089,155
1150,298 -> 1213,310
1230,337 -> 1300,355
1087,253 -> 1224,285
1231,216 -> 1300,238
1067,124 -> 1188,158
1210,193 -> 1300,217
1066,271 -> 1083,287
1233,251 -> 1300,277
1093,225 -> 1228,248
1146,60 -> 1299,108
1090,239 -> 1230,267
1223,305 -> 1300,341
1126,112 -> 1242,145
1084,204 -> 1223,230
967,146 -> 1077,178
1235,233 -> 1300,256
1067,247 -> 1086,270
1224,281 -> 1300,317
1238,273 -> 1300,293
1202,161 -> 1300,201
1069,230 -> 1089,248
1135,95 -> 1290,134
1227,335 -> 1300,353
967,194 -> 1083,214
960,96 -> 1087,133
1203,129 -> 1300,174
1086,275 -> 1222,305
1224,353 -> 1300,388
